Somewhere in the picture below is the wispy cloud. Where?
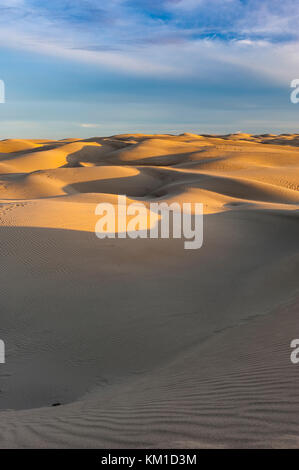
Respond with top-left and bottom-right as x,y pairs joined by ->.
0,0 -> 298,82
79,123 -> 101,128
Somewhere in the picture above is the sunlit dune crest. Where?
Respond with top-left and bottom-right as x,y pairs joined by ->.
0,133 -> 299,449
0,133 -> 298,229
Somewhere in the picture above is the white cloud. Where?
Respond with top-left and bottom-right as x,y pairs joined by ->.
166,0 -> 205,11
0,0 -> 298,84
79,123 -> 101,128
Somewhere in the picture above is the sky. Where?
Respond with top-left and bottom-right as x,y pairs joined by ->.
0,0 -> 299,138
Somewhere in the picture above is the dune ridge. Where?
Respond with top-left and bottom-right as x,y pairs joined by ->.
0,133 -> 298,448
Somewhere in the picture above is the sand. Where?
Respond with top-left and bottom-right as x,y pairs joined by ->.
0,133 -> 298,448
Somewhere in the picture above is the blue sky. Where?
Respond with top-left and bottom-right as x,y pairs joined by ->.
0,0 -> 299,138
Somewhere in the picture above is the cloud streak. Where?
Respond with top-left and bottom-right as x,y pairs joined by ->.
0,0 -> 298,82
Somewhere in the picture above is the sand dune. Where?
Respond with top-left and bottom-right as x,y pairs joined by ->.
0,133 -> 298,448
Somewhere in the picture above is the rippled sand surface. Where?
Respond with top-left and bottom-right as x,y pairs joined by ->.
0,133 -> 298,448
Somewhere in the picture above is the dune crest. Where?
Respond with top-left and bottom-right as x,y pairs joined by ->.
0,133 -> 298,448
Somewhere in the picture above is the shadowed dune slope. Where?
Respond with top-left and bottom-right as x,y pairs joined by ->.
0,133 -> 298,448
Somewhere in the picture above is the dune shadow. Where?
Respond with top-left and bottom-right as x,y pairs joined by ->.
62,173 -> 160,197
0,209 -> 299,411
